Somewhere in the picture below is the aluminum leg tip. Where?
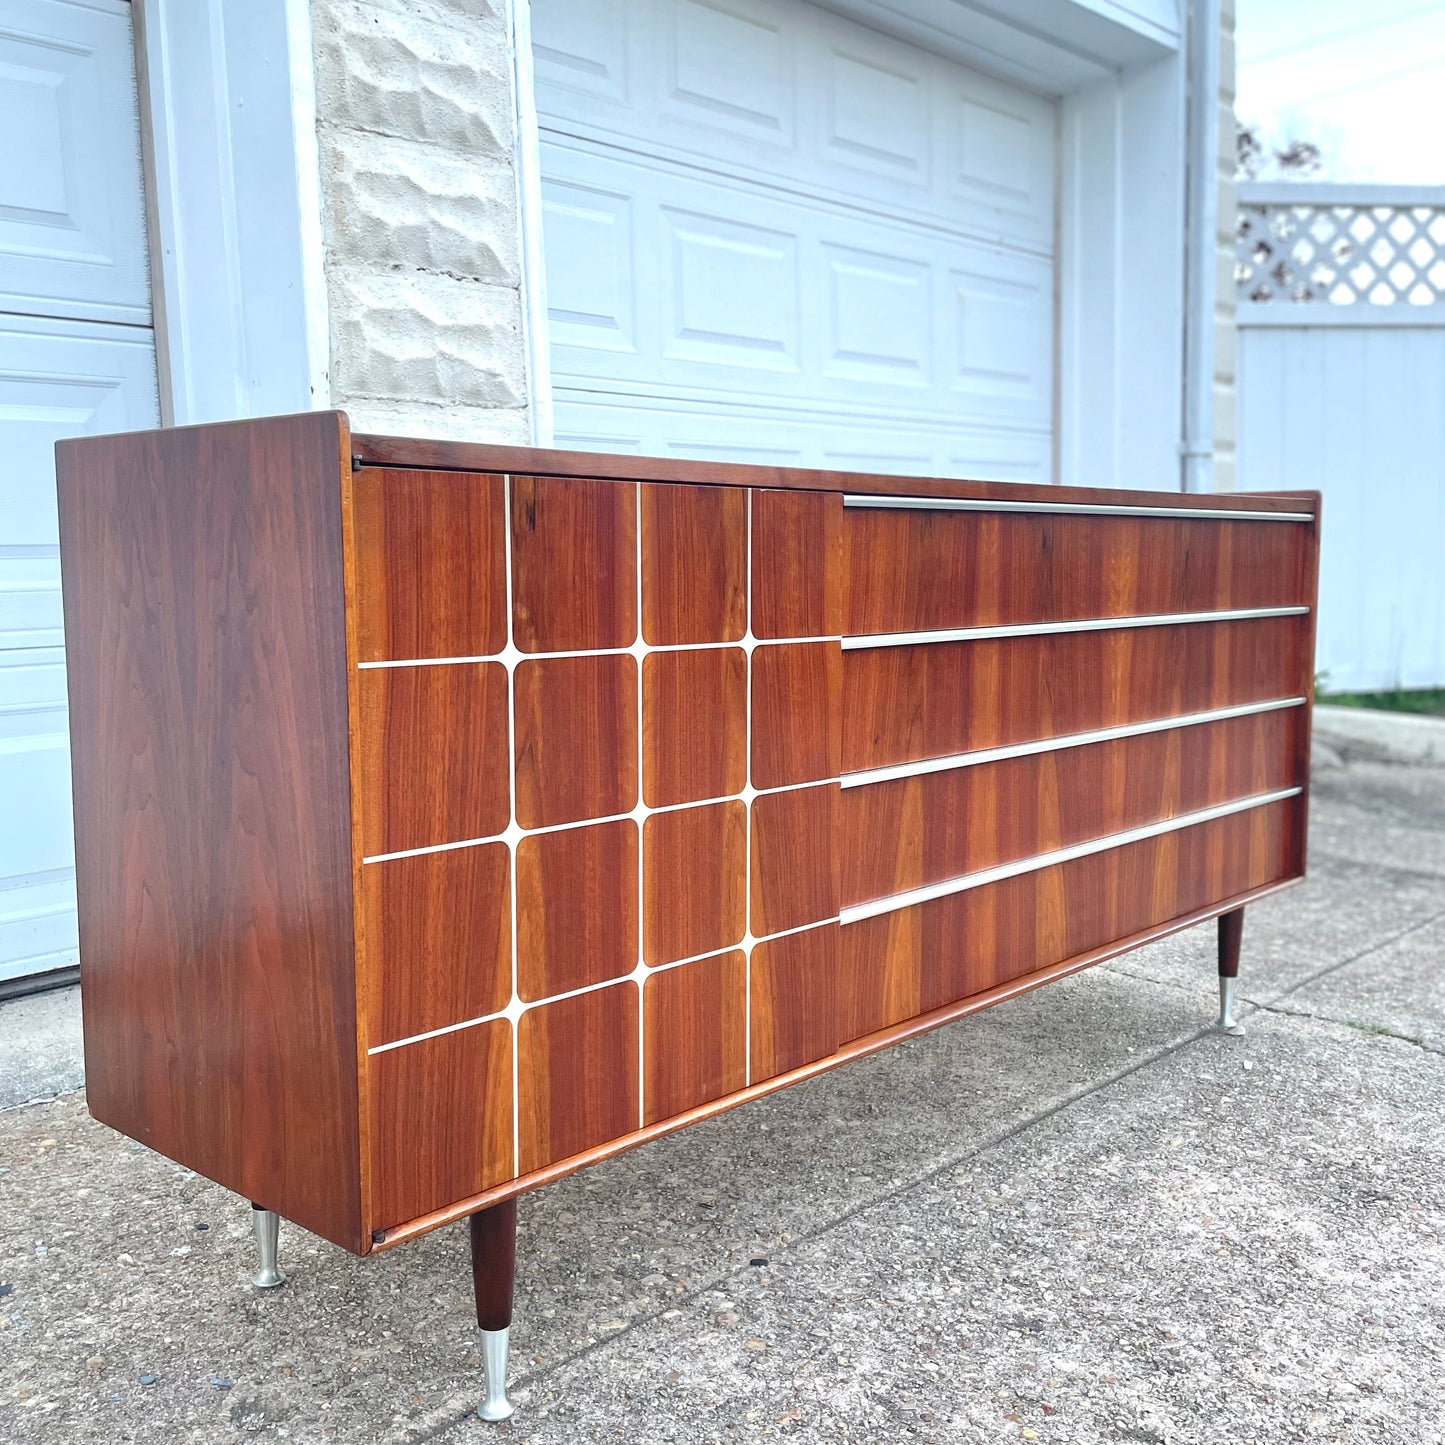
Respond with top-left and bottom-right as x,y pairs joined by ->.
1218,977 -> 1246,1038
250,1206 -> 287,1289
477,1326 -> 515,1422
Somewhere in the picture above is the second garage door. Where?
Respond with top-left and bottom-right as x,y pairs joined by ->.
532,0 -> 1056,482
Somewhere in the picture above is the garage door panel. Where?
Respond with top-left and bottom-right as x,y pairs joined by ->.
541,177 -> 638,354
662,206 -> 800,370
0,0 -> 150,325
544,137 -> 1052,430
0,647 -> 78,983
0,317 -> 160,551
536,0 -> 1056,480
0,317 -> 158,983
950,262 -> 1053,410
553,391 -> 1053,483
535,0 -> 1055,254
947,68 -> 1056,246
820,45 -> 930,185
821,242 -> 931,387
532,0 -> 631,105
660,0 -> 795,144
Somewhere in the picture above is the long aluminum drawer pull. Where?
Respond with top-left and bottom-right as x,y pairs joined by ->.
841,605 -> 1309,651
839,696 -> 1308,789
839,786 -> 1304,926
843,494 -> 1315,522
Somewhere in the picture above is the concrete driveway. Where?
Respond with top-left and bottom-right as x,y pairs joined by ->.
3,716 -> 1443,1444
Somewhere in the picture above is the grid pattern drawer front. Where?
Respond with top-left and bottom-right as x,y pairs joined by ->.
353,469 -> 508,662
352,471 -> 846,1214
349,467 -> 1314,1236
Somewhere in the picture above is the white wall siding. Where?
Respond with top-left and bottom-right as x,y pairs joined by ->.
1238,321 -> 1445,690
310,0 -> 532,441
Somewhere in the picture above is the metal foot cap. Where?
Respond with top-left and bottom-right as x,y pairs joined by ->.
1217,978 -> 1246,1038
477,1327 -> 514,1422
251,1206 -> 287,1289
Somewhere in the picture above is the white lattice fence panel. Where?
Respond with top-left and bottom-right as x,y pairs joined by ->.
1237,191 -> 1445,307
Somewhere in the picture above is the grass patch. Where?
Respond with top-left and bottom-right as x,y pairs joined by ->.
1319,687 -> 1445,717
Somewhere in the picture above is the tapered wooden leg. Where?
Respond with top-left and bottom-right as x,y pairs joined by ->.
470,1198 -> 517,1422
1217,907 -> 1245,1036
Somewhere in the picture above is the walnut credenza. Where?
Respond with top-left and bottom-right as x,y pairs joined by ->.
56,412 -> 1321,1419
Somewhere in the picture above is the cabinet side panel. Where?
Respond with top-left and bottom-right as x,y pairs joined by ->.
56,413 -> 363,1253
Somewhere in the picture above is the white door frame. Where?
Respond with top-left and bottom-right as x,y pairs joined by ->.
133,0 -> 1194,493
133,0 -> 330,425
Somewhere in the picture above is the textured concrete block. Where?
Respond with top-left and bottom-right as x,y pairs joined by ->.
320,127 -> 519,285
329,266 -> 526,409
344,397 -> 532,444
313,0 -> 514,156
312,0 -> 533,435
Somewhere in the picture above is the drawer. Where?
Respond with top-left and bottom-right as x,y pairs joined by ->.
841,496 -> 1313,637
838,704 -> 1305,909
840,611 -> 1309,774
837,796 -> 1298,1045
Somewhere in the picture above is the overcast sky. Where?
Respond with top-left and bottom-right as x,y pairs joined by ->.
1236,0 -> 1445,183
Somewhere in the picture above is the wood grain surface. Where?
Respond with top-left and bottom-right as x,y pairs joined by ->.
843,510 -> 1312,635
750,923 -> 842,1082
511,475 -> 636,652
643,950 -> 748,1124
640,483 -> 747,644
642,801 -> 747,966
62,412 -> 1323,1252
517,820 -> 638,1001
842,615 -> 1308,773
751,642 -> 843,789
838,799 -> 1296,1041
642,646 -> 747,807
513,654 -> 639,829
354,468 -> 507,661
750,784 -> 840,937
358,661 -> 511,854
751,489 -> 842,638
55,413 -> 365,1252
363,843 -> 511,1044
518,983 -> 640,1173
839,707 -> 1304,906
369,1019 -> 512,1230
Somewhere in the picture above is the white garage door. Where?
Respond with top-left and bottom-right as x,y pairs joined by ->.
0,0 -> 159,985
532,0 -> 1056,481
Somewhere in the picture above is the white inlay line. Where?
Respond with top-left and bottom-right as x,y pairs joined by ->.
839,786 -> 1303,927
367,930 -> 763,1058
840,606 -> 1310,652
357,634 -> 838,669
839,696 -> 1308,790
843,494 -> 1315,522
361,783 -> 762,865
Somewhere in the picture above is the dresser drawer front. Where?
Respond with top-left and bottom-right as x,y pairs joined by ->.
347,462 -> 1316,1242
841,495 -> 1315,638
840,612 -> 1310,774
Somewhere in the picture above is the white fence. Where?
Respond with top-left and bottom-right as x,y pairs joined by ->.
1237,183 -> 1445,691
